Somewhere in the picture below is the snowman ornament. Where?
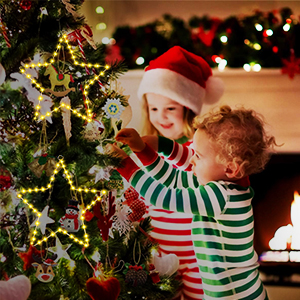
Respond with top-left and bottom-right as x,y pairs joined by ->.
59,200 -> 82,232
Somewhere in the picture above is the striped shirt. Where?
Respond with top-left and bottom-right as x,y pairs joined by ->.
118,141 -> 268,300
131,137 -> 204,300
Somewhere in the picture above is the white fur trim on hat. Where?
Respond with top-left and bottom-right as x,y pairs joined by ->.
138,68 -> 224,115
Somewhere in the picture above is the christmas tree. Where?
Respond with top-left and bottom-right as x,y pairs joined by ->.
0,1 -> 180,299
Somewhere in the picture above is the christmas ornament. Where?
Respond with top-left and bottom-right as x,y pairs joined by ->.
89,165 -> 112,183
128,199 -> 146,222
30,205 -> 55,235
20,1 -> 32,10
0,63 -> 6,85
103,98 -> 125,119
28,153 -> 57,178
59,199 -> 82,232
0,167 -> 12,191
93,191 -> 116,241
149,264 -> 160,283
60,96 -> 72,143
123,239 -> 148,286
86,276 -> 120,300
84,119 -> 105,142
106,179 -> 124,190
31,253 -> 58,283
62,0 -> 81,19
48,236 -> 72,262
44,65 -> 75,96
151,253 -> 179,276
124,186 -> 139,201
67,24 -> 97,50
124,263 -> 148,286
0,275 -> 31,300
84,209 -> 94,222
281,49 -> 300,79
0,17 -> 11,48
124,187 -> 146,222
18,245 -> 46,271
10,72 -> 54,124
111,201 -> 131,237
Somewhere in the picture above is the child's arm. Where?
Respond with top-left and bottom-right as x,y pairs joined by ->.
116,129 -> 197,189
141,135 -> 194,171
116,154 -> 228,218
157,136 -> 194,171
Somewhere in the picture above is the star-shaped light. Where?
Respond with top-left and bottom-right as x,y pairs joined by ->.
48,236 -> 72,262
18,34 -> 111,123
17,158 -> 108,248
30,205 -> 54,235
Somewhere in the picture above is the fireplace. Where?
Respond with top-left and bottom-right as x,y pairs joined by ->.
250,153 -> 300,286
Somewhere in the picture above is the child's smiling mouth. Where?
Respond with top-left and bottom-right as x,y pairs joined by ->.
160,123 -> 173,129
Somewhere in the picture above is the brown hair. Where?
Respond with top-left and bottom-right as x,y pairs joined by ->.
193,105 -> 279,177
140,97 -> 196,140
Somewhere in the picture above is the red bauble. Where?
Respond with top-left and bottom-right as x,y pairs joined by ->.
86,277 -> 120,300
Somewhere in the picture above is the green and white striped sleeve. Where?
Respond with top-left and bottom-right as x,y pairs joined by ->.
135,143 -> 198,189
117,156 -> 228,217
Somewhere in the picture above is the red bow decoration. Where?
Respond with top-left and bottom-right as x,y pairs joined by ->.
129,265 -> 143,271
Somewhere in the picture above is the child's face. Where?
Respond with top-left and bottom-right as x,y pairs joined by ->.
146,93 -> 185,140
189,129 -> 227,185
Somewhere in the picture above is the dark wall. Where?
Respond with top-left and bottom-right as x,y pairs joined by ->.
251,154 -> 300,255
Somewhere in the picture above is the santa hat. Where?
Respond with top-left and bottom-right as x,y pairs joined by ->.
137,46 -> 224,115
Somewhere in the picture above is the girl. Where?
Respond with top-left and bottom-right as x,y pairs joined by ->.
132,46 -> 224,300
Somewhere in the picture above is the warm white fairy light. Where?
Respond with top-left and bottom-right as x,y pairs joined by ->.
17,157 -> 108,248
255,23 -> 263,31
19,34 -> 110,123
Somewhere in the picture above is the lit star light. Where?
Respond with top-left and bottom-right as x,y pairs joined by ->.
18,158 -> 108,248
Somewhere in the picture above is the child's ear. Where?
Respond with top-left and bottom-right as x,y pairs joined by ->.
225,161 -> 241,178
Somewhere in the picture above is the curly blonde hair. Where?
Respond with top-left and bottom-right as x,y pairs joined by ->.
140,97 -> 196,139
193,105 -> 278,178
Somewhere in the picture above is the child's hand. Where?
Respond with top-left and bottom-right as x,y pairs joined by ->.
106,143 -> 128,160
115,128 -> 146,152
141,135 -> 158,152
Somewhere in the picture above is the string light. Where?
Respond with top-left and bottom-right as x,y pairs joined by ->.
19,34 -> 111,123
17,158 -> 108,248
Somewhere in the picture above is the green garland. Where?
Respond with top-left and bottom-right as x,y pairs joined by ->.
111,7 -> 300,70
